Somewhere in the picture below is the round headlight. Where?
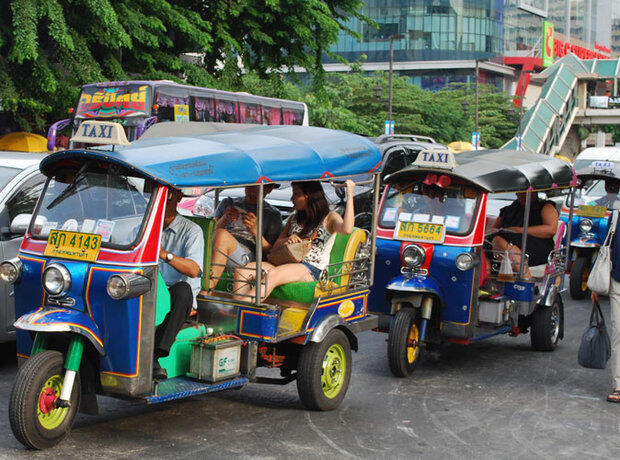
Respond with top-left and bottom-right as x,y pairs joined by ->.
107,275 -> 129,299
455,252 -> 477,271
0,258 -> 22,284
403,245 -> 425,268
579,218 -> 593,233
42,264 -> 71,296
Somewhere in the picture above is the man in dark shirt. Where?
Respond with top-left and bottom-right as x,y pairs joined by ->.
208,184 -> 282,291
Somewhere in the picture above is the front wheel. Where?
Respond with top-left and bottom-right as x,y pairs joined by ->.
569,256 -> 591,300
388,308 -> 424,377
9,350 -> 81,450
296,329 -> 352,411
530,297 -> 562,351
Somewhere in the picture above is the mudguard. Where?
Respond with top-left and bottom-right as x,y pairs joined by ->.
15,307 -> 105,355
308,315 -> 358,351
386,274 -> 445,306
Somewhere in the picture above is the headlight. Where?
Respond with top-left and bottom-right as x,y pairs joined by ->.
455,252 -> 479,271
42,264 -> 71,296
402,245 -> 425,268
107,273 -> 151,300
579,218 -> 593,233
0,258 -> 23,284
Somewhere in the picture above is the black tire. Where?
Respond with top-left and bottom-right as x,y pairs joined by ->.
296,329 -> 352,411
388,308 -> 424,378
9,350 -> 81,450
569,256 -> 590,300
530,297 -> 562,351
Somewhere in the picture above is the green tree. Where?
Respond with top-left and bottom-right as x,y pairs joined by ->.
0,0 -> 366,131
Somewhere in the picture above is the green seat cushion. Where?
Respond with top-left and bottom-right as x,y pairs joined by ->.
270,281 -> 317,304
155,272 -> 171,327
185,216 -> 216,291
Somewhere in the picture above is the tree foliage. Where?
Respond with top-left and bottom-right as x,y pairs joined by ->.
0,0 -> 365,131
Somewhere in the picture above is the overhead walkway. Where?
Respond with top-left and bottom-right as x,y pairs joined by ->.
503,55 -> 620,156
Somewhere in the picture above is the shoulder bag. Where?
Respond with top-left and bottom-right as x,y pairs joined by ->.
587,210 -> 618,295
267,222 -> 320,266
578,300 -> 612,369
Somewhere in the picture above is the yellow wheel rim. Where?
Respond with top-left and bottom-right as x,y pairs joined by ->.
37,374 -> 68,430
321,344 -> 347,399
406,323 -> 420,364
581,266 -> 590,291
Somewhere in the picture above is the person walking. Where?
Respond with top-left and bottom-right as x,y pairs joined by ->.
591,208 -> 620,403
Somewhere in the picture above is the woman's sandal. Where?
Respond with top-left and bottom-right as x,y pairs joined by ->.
606,389 -> 620,403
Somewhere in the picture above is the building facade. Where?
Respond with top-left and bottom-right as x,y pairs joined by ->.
325,0 -> 614,91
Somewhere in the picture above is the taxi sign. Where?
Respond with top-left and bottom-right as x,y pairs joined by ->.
70,120 -> 130,146
591,161 -> 615,172
44,230 -> 102,262
413,149 -> 457,170
576,205 -> 607,218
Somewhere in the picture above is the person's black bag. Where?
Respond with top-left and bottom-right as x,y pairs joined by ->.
578,300 -> 612,369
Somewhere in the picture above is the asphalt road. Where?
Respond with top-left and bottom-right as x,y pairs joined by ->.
0,295 -> 618,459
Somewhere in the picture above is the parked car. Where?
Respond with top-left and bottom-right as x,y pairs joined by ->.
0,151 -> 48,342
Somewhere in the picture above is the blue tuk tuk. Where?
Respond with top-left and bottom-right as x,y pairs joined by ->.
562,161 -> 620,299
0,122 -> 382,449
368,149 -> 576,377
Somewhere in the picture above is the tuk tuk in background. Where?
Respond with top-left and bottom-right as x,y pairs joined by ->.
1,122 -> 382,449
562,161 -> 620,299
368,149 -> 576,377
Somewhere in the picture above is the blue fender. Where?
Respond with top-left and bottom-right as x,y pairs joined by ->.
15,307 -> 105,355
386,274 -> 445,306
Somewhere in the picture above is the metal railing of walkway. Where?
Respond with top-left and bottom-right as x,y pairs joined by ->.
503,55 -> 620,156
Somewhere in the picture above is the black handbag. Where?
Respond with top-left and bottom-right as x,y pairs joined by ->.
578,300 -> 612,369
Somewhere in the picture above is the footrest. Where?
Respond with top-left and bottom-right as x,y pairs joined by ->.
146,376 -> 248,404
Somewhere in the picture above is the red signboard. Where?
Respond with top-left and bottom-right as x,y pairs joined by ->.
554,39 -> 611,60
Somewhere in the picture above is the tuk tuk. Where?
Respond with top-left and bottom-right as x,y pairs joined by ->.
368,149 -> 576,377
562,161 -> 619,299
0,121 -> 382,449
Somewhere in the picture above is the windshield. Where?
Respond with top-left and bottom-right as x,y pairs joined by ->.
379,182 -> 480,235
31,169 -> 154,248
565,179 -> 619,209
0,166 -> 21,191
76,84 -> 151,119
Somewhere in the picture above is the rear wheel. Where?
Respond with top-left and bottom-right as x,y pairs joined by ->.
9,350 -> 81,450
530,297 -> 562,351
388,308 -> 423,377
569,256 -> 590,300
296,329 -> 352,411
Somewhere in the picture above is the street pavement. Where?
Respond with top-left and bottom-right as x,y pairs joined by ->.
0,295 -> 617,459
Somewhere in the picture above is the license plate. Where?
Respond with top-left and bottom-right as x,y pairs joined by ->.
394,221 -> 445,243
44,230 -> 102,262
576,205 -> 607,218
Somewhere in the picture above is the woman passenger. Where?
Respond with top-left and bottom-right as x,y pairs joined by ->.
489,191 -> 559,277
232,180 -> 356,300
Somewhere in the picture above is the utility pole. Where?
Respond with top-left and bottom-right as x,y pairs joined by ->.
389,36 -> 394,124
475,59 -> 479,149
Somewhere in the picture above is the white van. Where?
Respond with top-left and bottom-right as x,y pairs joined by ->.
573,147 -> 620,170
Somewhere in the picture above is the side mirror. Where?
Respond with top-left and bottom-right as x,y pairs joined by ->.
9,214 -> 47,236
9,214 -> 33,235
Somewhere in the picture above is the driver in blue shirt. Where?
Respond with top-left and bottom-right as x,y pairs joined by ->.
154,188 -> 204,380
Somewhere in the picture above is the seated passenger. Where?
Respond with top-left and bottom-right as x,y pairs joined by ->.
232,180 -> 356,301
488,191 -> 558,278
594,180 -> 620,209
155,188 -> 204,379
209,184 -> 282,291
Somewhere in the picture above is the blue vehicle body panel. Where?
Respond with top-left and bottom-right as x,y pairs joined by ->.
371,240 -> 477,326
40,126 -> 382,188
561,213 -> 609,252
146,376 -> 248,404
14,254 -> 149,377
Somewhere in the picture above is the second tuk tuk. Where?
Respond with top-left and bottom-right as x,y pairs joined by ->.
561,160 -> 620,299
368,149 -> 576,377
1,122 -> 382,449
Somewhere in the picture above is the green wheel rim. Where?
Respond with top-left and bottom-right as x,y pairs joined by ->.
321,343 -> 346,399
37,374 -> 68,430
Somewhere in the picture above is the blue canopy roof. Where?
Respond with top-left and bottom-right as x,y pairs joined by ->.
40,125 -> 382,188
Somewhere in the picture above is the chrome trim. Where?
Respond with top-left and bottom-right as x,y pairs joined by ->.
0,257 -> 23,284
106,273 -> 151,300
